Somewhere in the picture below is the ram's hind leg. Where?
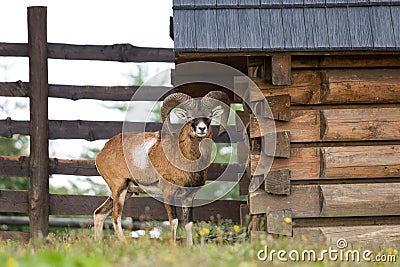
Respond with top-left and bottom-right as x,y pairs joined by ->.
111,182 -> 134,242
94,196 -> 113,241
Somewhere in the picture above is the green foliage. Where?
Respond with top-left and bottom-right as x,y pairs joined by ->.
0,136 -> 30,190
1,227 -> 396,267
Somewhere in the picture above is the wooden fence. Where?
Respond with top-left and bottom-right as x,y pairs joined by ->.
0,7 -> 245,242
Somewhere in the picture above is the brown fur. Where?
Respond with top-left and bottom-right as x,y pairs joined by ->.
94,123 -> 213,243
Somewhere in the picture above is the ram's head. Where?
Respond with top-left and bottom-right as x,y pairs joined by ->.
161,91 -> 230,138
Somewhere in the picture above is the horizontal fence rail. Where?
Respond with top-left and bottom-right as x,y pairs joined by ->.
0,156 -> 245,181
0,190 -> 245,222
0,215 -> 145,230
0,119 -> 242,142
0,81 -> 173,101
0,42 -> 174,62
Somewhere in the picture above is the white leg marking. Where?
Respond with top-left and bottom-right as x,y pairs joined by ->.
94,213 -> 108,240
185,222 -> 193,246
172,218 -> 178,243
113,190 -> 127,241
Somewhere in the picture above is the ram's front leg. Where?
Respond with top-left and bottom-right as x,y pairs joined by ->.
164,202 -> 178,244
182,202 -> 194,246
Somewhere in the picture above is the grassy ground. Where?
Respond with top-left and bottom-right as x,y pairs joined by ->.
0,223 -> 398,267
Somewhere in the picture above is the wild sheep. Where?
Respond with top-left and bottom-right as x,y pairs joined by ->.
93,91 -> 230,245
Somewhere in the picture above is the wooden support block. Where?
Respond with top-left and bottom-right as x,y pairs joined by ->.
240,204 -> 250,227
271,54 -> 291,85
265,94 -> 291,121
251,95 -> 291,122
239,172 -> 251,195
263,57 -> 272,82
264,169 -> 291,195
235,109 -> 250,132
233,76 -> 251,103
252,131 -> 291,158
264,130 -> 291,158
237,138 -> 250,167
267,209 -> 293,236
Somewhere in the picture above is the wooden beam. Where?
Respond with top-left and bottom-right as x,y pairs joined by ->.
256,69 -> 400,105
251,147 -> 320,179
0,231 -> 30,243
321,145 -> 400,179
320,183 -> 400,217
0,42 -> 174,62
249,186 -> 322,217
28,6 -> 49,242
0,190 -> 29,213
0,119 -> 241,143
252,108 -> 400,142
252,131 -> 291,158
250,110 -> 321,143
252,145 -> 400,180
0,156 -> 244,181
294,225 -> 400,249
321,108 -> 400,141
0,190 -> 245,223
250,183 -> 400,218
271,54 -> 291,85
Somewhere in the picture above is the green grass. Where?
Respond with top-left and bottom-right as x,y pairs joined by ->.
0,223 -> 398,267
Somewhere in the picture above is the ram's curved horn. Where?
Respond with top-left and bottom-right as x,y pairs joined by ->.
161,92 -> 193,136
203,91 -> 230,135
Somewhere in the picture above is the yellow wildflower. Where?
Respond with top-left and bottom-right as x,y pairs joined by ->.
284,217 -> 291,223
233,225 -> 240,232
387,247 -> 394,254
6,257 -> 18,267
200,227 -> 210,236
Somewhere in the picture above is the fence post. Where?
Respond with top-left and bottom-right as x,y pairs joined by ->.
28,6 -> 49,242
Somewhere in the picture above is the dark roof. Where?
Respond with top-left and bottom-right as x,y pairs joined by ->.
173,0 -> 400,52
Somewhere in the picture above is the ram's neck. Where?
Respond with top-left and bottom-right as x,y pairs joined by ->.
178,124 -> 211,161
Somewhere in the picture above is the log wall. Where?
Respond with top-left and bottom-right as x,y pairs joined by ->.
242,54 -> 400,247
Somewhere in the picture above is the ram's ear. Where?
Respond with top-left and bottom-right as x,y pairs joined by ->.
173,108 -> 188,120
211,108 -> 224,118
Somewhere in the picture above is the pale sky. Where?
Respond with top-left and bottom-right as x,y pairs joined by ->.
0,0 -> 174,192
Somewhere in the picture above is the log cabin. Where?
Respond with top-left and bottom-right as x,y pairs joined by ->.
172,0 -> 400,248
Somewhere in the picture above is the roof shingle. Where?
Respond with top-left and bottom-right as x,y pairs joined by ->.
173,0 -> 400,51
